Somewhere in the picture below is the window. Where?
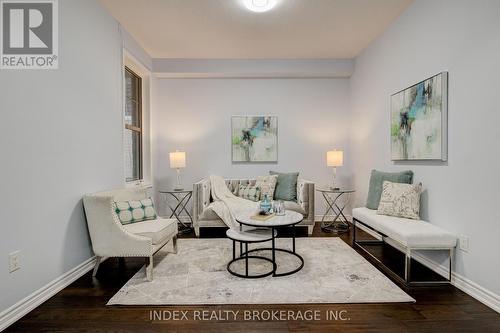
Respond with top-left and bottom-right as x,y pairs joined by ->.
124,67 -> 142,182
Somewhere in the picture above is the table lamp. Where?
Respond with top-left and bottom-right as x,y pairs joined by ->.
327,150 -> 343,190
169,151 -> 186,190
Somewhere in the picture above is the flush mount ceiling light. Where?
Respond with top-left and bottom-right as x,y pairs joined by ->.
242,0 -> 279,13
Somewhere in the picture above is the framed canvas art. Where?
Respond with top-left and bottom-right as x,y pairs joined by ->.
231,116 -> 278,163
391,72 -> 448,161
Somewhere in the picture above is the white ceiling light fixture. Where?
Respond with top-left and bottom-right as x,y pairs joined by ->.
242,0 -> 279,13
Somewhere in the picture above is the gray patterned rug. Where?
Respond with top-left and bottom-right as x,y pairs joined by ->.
107,238 -> 414,305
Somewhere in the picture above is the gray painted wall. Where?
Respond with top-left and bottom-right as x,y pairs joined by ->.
151,78 -> 353,216
350,0 -> 500,295
2,0 -> 499,319
0,0 -> 124,313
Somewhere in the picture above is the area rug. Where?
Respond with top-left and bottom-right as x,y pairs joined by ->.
107,238 -> 414,305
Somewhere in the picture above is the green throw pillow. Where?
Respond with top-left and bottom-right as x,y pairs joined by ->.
114,198 -> 157,225
366,170 -> 414,209
270,171 -> 299,202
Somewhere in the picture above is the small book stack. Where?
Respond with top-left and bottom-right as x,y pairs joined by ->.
250,213 -> 275,221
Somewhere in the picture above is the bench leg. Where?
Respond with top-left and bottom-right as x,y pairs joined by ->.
405,248 -> 412,283
448,248 -> 454,282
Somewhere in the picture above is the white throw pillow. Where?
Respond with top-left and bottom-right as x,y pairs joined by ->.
255,175 -> 278,200
377,181 -> 422,220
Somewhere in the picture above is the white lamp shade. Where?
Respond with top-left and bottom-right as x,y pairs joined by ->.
169,151 -> 186,169
327,150 -> 343,167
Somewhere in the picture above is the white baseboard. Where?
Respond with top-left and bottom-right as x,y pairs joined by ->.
352,221 -> 500,313
0,256 -> 97,331
410,252 -> 500,313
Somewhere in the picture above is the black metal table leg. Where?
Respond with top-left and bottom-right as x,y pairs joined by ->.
232,240 -> 235,260
245,243 -> 249,276
272,227 -> 276,264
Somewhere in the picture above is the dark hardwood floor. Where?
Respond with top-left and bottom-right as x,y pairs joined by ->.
5,224 -> 500,333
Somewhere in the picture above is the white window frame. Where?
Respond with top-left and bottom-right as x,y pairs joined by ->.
123,50 -> 152,187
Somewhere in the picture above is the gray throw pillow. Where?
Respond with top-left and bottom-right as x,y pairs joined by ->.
366,170 -> 413,209
270,171 -> 299,201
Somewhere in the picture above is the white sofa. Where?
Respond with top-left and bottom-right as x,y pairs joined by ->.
83,187 -> 178,281
352,207 -> 457,285
193,178 -> 315,237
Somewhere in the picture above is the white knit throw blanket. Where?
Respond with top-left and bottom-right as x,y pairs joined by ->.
209,175 -> 259,229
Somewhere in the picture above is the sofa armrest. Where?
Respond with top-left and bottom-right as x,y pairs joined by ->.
193,178 -> 211,227
297,179 -> 314,220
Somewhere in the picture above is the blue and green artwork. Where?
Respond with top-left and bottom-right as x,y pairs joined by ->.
232,116 -> 278,162
391,72 -> 448,161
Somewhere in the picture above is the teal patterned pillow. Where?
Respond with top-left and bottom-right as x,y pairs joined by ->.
238,185 -> 261,202
114,198 -> 157,225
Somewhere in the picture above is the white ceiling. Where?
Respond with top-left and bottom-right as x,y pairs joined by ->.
100,0 -> 413,59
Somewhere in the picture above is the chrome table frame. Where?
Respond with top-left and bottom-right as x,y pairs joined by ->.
159,190 -> 193,233
317,188 -> 355,234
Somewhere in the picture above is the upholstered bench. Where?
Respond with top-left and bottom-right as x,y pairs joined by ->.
352,207 -> 457,285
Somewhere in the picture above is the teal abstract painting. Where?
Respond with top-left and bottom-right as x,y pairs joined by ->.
232,116 -> 278,162
391,72 -> 448,161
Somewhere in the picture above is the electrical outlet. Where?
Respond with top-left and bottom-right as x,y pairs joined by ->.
9,251 -> 21,273
459,235 -> 470,252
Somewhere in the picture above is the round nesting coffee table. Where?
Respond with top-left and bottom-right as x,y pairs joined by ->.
229,211 -> 304,278
226,228 -> 277,279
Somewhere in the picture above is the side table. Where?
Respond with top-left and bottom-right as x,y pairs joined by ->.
316,188 -> 355,233
159,189 -> 193,233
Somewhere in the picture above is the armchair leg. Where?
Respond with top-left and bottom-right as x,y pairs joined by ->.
146,256 -> 153,281
92,256 -> 101,277
172,235 -> 178,254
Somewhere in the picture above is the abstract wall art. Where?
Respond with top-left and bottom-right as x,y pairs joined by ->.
231,116 -> 278,163
391,72 -> 448,161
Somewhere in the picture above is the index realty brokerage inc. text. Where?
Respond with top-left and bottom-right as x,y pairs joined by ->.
150,309 -> 351,322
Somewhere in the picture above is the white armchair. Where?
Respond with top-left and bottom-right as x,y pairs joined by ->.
83,187 -> 178,281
